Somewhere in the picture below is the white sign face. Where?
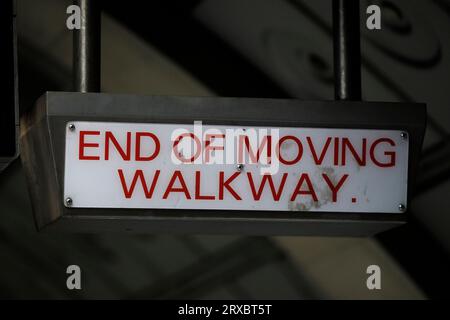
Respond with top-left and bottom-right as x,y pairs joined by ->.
63,121 -> 409,213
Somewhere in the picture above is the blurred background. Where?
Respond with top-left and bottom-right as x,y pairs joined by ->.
1,0 -> 450,299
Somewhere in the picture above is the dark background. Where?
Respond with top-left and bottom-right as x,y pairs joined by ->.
0,0 -> 449,299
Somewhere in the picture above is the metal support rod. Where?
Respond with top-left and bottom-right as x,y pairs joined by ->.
332,0 -> 361,100
73,0 -> 101,92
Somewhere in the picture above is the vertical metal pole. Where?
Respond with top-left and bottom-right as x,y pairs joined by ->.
73,0 -> 101,92
333,0 -> 361,100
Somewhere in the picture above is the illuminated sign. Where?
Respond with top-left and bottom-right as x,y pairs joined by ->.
20,92 -> 426,234
64,122 -> 408,213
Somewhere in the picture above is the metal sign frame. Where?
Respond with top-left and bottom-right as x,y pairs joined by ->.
20,92 -> 426,235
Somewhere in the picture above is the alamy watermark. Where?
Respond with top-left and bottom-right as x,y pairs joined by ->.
366,264 -> 381,290
66,265 -> 81,290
